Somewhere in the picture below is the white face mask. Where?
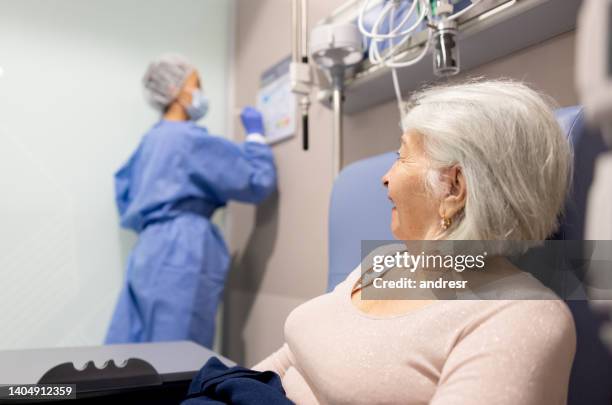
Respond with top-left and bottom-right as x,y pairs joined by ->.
184,89 -> 209,121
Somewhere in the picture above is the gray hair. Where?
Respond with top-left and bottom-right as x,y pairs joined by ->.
401,79 -> 573,244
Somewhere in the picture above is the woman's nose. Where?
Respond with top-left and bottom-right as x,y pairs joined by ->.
382,170 -> 390,188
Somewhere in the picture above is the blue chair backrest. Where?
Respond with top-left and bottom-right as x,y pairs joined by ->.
328,151 -> 396,290
327,106 -> 612,404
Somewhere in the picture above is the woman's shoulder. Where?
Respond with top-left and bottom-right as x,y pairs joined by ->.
497,299 -> 575,328
148,120 -> 209,138
465,270 -> 564,300
456,298 -> 576,353
331,266 -> 362,292
147,121 -> 234,151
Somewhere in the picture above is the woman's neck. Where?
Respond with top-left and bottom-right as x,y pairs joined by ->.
163,102 -> 188,121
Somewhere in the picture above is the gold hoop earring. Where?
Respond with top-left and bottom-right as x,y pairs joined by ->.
441,215 -> 452,231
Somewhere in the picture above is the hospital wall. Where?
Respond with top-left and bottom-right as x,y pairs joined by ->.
224,0 -> 577,365
0,0 -> 232,350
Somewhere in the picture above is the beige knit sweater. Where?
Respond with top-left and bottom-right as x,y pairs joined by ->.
253,266 -> 576,405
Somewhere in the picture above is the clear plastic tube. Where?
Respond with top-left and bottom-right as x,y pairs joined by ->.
359,0 -> 421,40
368,0 -> 430,66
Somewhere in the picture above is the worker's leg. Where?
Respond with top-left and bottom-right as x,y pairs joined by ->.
105,257 -> 144,344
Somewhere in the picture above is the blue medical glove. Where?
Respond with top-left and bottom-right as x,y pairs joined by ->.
240,106 -> 265,135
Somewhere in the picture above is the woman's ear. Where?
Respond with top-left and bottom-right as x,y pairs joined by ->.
438,165 -> 466,219
175,87 -> 192,107
175,71 -> 199,107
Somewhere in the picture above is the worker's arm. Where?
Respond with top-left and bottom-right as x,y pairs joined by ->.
186,128 -> 277,204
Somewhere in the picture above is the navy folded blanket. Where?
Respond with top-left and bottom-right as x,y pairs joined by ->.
182,357 -> 294,405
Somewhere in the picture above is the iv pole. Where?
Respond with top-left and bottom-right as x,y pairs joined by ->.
310,23 -> 363,177
291,0 -> 311,151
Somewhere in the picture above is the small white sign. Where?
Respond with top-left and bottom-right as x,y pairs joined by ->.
257,57 -> 295,145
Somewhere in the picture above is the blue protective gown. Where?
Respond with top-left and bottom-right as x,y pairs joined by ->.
105,120 -> 276,348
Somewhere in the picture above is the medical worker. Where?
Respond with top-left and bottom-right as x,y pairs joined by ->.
105,54 -> 276,348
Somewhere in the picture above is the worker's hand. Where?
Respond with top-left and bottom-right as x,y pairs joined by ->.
240,106 -> 265,135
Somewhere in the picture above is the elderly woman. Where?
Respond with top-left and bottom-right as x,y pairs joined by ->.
253,80 -> 576,404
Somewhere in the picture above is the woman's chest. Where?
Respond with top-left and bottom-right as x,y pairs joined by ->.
284,295 -> 461,404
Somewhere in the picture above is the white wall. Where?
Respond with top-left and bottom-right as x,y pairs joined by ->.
0,0 -> 231,349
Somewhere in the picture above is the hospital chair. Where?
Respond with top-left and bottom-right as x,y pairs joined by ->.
328,106 -> 612,405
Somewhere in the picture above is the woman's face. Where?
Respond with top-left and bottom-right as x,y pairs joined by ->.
177,71 -> 201,105
382,130 -> 441,240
